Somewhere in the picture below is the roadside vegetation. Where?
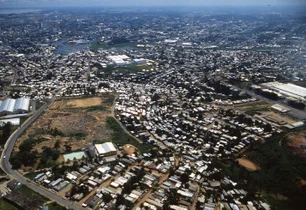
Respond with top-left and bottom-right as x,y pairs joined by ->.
10,137 -> 60,169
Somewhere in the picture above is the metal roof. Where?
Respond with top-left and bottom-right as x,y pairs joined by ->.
14,97 -> 30,112
0,97 -> 30,114
0,98 -> 16,113
95,142 -> 117,155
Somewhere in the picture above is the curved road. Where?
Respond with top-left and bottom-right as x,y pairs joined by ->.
0,100 -> 84,210
111,94 -> 143,144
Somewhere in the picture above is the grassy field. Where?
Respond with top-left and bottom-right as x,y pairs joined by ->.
17,185 -> 47,201
0,199 -> 18,210
24,172 -> 40,180
48,202 -> 67,210
103,116 -> 153,153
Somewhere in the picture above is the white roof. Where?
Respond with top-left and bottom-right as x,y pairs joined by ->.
0,98 -> 16,113
98,166 -> 111,174
95,142 -> 117,155
0,118 -> 20,126
263,82 -> 306,99
0,97 -> 30,114
14,97 -> 30,112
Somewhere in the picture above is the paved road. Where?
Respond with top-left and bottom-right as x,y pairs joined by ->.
0,100 -> 84,210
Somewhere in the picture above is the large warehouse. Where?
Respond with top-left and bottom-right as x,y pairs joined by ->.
261,82 -> 306,101
95,142 -> 117,156
0,97 -> 30,115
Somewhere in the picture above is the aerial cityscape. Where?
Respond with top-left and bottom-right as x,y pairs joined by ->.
0,1 -> 306,210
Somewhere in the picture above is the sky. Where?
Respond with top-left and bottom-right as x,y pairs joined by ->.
0,0 -> 305,8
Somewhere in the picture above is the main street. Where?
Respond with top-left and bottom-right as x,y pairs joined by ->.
0,99 -> 84,210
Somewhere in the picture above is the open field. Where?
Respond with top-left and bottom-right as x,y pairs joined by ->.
51,97 -> 102,109
0,199 -> 18,210
13,94 -> 115,170
104,116 -> 153,153
17,185 -> 47,199
47,202 -> 67,210
67,97 -> 102,108
237,158 -> 260,171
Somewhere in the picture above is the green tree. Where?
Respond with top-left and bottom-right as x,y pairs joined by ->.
1,122 -> 11,145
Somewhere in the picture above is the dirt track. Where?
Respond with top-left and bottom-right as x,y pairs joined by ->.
237,158 -> 260,171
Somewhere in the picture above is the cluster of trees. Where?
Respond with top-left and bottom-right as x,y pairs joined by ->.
38,146 -> 60,169
10,137 -> 60,169
11,138 -> 39,169
0,122 -> 11,145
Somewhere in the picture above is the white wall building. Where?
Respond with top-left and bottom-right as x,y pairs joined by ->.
95,142 -> 117,156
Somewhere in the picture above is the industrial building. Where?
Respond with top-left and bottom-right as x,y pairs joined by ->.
261,82 -> 306,101
107,55 -> 130,66
0,97 -> 30,115
95,142 -> 117,156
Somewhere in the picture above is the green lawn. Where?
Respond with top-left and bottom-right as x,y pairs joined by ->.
17,185 -> 47,201
48,202 -> 67,210
24,172 -> 40,180
104,116 -> 153,153
0,199 -> 18,210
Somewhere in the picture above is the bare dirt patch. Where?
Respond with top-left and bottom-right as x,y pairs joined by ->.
286,131 -> 306,158
51,97 -> 102,109
123,144 -> 137,155
67,97 -> 102,108
237,158 -> 261,171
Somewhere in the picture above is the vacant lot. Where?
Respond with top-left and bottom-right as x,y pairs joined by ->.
236,101 -> 271,115
123,144 -> 137,155
51,97 -> 102,109
67,97 -> 102,108
237,158 -> 261,171
14,94 -> 115,167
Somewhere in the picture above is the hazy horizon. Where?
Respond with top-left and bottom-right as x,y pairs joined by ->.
0,0 -> 305,8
